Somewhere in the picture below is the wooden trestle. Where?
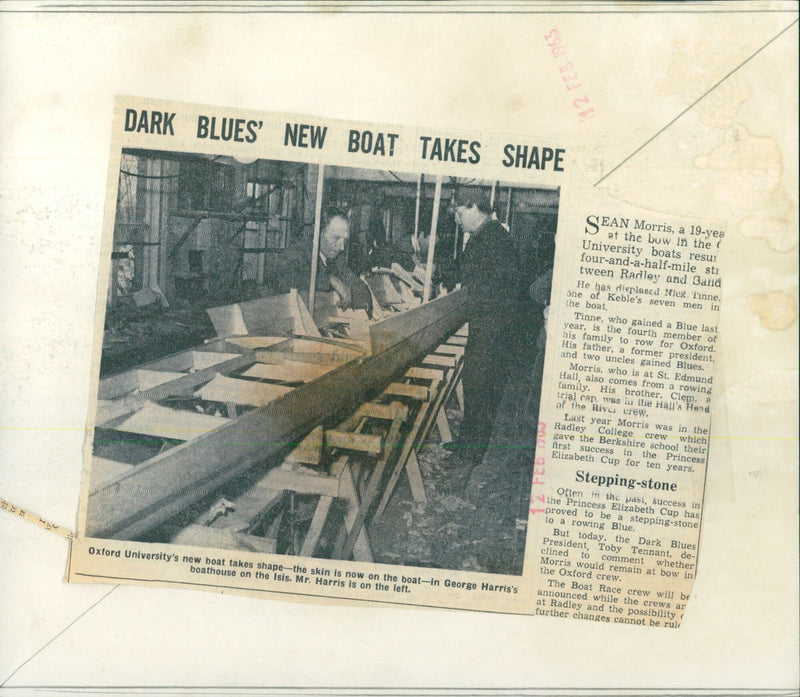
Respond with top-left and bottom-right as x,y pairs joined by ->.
172,324 -> 468,560
86,290 -> 468,542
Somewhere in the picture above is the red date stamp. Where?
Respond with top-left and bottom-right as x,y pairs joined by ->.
544,28 -> 596,122
530,421 -> 547,515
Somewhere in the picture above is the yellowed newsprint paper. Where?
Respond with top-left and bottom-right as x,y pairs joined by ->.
64,95 -> 722,628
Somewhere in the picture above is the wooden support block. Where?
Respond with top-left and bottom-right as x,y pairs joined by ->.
285,425 -> 324,465
446,335 -> 468,346
358,401 -> 408,422
326,430 -> 382,455
435,344 -> 465,357
421,353 -> 458,368
405,366 -> 445,382
454,324 -> 469,337
384,382 -> 430,401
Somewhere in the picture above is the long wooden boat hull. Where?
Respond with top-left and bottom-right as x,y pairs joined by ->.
85,289 -> 467,540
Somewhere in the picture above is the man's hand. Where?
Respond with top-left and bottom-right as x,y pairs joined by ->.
329,275 -> 352,309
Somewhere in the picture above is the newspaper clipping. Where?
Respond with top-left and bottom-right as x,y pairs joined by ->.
67,96 -> 721,626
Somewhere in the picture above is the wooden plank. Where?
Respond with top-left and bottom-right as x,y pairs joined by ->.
405,450 -> 427,504
299,496 -> 334,557
435,344 -> 465,357
136,370 -> 186,393
436,408 -> 453,442
136,349 -> 243,373
405,366 -> 445,382
421,353 -> 458,368
289,337 -> 363,357
94,352 -> 258,428
417,359 -> 463,448
309,164 -> 325,315
254,350 -> 348,365
197,374 -> 293,407
326,430 -> 382,455
422,175 -> 442,303
335,460 -> 373,563
455,378 -> 465,413
239,292 -> 304,336
447,335 -> 468,346
384,382 -> 430,401
98,369 -> 183,400
114,402 -> 231,441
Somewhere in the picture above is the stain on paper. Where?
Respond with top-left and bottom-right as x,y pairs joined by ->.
656,37 -> 752,129
693,123 -> 782,214
747,290 -> 797,330
739,188 -> 798,252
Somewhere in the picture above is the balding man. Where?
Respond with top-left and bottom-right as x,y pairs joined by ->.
278,206 -> 373,317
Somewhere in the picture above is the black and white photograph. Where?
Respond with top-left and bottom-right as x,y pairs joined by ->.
87,146 -> 559,576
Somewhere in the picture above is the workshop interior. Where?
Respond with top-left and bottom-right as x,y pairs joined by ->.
89,149 -> 559,575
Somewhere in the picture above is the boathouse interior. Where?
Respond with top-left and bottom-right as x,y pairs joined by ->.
104,149 -> 558,374
93,147 -> 559,573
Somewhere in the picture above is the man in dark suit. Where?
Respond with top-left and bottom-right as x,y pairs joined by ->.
443,192 -> 522,467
